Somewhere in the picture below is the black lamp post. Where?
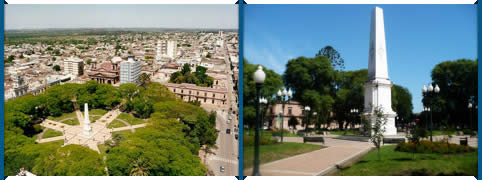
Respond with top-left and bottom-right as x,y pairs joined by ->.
277,88 -> 292,143
253,66 -> 265,176
259,97 -> 267,134
304,106 -> 311,135
422,83 -> 440,142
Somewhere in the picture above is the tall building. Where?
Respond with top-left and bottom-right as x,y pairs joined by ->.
64,56 -> 84,76
120,56 -> 141,85
166,40 -> 177,59
157,40 -> 177,59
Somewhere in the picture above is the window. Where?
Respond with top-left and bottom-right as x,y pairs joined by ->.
205,92 -> 207,97
288,107 -> 293,116
204,98 -> 206,103
173,88 -> 176,93
181,90 -> 183,93
189,90 -> 191,95
212,99 -> 215,104
213,94 -> 215,98
197,91 -> 199,95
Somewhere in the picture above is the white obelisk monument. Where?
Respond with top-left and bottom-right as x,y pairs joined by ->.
363,7 -> 397,135
83,103 -> 92,136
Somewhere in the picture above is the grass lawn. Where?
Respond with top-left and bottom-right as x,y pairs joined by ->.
90,116 -> 101,123
108,120 -> 128,128
112,129 -> 132,137
48,112 -> 76,121
42,128 -> 63,138
337,145 -> 477,176
90,109 -> 108,116
243,142 -> 323,169
117,113 -> 144,125
60,118 -> 79,125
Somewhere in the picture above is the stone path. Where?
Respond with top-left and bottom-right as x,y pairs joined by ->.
244,136 -> 374,176
36,108 -> 146,153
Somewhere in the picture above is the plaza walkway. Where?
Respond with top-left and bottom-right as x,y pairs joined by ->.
244,136 -> 374,176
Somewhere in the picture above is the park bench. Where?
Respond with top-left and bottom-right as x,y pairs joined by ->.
303,136 -> 325,144
382,137 -> 405,144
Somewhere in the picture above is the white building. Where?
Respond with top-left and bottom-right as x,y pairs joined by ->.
157,40 -> 178,59
120,56 -> 141,85
63,56 -> 84,76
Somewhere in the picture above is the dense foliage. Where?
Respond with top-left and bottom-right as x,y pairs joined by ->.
169,64 -> 214,87
422,59 -> 478,129
4,81 -> 217,176
243,59 -> 284,127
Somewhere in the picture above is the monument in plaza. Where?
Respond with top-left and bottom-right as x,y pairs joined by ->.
363,7 -> 397,135
83,103 -> 92,136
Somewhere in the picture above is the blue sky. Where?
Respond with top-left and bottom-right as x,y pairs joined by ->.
245,4 -> 477,113
5,5 -> 238,29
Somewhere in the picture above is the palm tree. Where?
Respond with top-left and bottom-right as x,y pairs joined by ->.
137,73 -> 151,88
130,158 -> 149,176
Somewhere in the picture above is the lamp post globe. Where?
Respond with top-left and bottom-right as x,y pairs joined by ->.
288,89 -> 293,97
428,84 -> 434,92
434,84 -> 440,93
254,66 -> 266,84
422,85 -> 427,93
282,88 -> 287,96
252,65 -> 265,176
277,90 -> 282,97
468,102 -> 473,109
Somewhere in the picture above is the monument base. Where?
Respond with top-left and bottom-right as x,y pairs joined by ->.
361,112 -> 397,136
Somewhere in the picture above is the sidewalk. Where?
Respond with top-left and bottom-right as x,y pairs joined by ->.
244,137 -> 374,176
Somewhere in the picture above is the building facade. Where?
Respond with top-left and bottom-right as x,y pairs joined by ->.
120,56 -> 141,84
63,57 -> 84,76
88,60 -> 120,85
165,83 -> 227,108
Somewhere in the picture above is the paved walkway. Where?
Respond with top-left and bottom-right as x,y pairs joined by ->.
244,137 -> 374,176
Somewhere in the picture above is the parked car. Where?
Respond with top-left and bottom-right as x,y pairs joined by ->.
226,129 -> 231,134
220,166 -> 225,173
235,134 -> 238,140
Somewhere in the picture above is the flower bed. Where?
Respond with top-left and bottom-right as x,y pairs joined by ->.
395,140 -> 475,154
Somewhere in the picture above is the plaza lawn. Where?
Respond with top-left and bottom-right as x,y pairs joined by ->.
107,120 -> 128,128
89,109 -> 108,123
60,118 -> 79,125
243,142 -> 323,169
337,145 -> 477,176
48,112 -> 76,121
112,129 -> 132,137
117,113 -> 145,125
42,128 -> 63,138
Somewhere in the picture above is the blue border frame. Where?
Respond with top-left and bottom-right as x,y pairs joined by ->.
475,2 -> 481,179
238,2 -> 244,177
1,1 -> 5,179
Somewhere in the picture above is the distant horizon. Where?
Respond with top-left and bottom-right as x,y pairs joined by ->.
5,5 -> 238,30
4,27 -> 238,31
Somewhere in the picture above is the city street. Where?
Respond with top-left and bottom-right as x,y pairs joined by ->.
205,111 -> 238,176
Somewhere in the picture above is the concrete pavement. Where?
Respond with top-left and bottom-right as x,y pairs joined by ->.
244,137 -> 374,176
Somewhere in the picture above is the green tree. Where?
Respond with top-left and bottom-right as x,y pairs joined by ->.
369,107 -> 387,161
243,59 -> 283,127
391,85 -> 413,128
32,145 -> 106,176
427,59 -> 477,128
53,65 -> 61,71
283,56 -> 336,129
137,73 -> 151,88
315,45 -> 345,71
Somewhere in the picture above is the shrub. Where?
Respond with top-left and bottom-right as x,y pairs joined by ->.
243,135 -> 277,146
395,140 -> 476,154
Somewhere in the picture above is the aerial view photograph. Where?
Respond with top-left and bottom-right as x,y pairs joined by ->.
243,4 -> 477,176
4,5 -> 239,176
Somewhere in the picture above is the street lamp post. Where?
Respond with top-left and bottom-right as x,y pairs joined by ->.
304,106 -> 311,135
422,83 -> 440,142
259,97 -> 268,134
468,102 -> 473,131
252,66 -> 265,176
277,88 -> 292,143
350,109 -> 359,129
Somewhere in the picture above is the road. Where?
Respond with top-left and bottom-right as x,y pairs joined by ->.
205,111 -> 238,176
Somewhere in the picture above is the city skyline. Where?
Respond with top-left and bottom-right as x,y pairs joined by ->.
245,4 -> 477,113
5,5 -> 238,30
